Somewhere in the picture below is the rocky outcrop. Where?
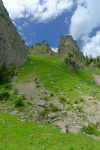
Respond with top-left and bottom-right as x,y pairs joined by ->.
0,0 -> 28,66
58,35 -> 79,54
58,35 -> 85,71
31,41 -> 54,56
58,35 -> 83,58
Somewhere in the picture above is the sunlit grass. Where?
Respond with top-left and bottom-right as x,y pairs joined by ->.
16,53 -> 100,101
0,112 -> 100,150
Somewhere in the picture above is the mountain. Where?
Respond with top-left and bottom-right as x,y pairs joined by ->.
0,0 -> 28,66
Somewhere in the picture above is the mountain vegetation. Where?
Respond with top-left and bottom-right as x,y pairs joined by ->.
0,0 -> 100,149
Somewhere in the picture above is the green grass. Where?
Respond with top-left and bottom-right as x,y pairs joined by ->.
16,53 -> 100,101
0,54 -> 100,149
0,112 -> 100,150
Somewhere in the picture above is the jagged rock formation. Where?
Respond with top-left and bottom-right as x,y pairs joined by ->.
58,35 -> 85,71
0,0 -> 28,66
31,41 -> 54,56
58,35 -> 83,58
58,35 -> 79,54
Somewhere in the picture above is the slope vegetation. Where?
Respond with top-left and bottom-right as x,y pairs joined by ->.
0,112 -> 100,150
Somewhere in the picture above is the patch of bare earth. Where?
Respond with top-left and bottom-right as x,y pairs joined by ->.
94,75 -> 100,86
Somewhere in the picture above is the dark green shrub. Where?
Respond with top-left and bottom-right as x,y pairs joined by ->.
85,55 -> 94,66
65,53 -> 81,72
0,63 -> 16,84
75,106 -> 84,113
3,83 -> 12,89
39,108 -> 49,117
15,96 -> 25,107
82,124 -> 97,135
70,147 -> 74,150
60,96 -> 66,103
96,56 -> 100,68
41,95 -> 50,101
50,104 -> 59,112
0,63 -> 9,84
0,89 -> 10,101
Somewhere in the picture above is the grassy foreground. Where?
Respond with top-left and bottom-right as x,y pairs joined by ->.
0,112 -> 100,150
1,53 -> 99,150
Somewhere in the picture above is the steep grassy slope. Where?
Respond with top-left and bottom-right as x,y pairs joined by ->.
0,53 -> 100,149
16,53 -> 100,102
0,112 -> 100,150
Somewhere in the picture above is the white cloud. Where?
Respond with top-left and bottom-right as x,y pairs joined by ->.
3,0 -> 73,21
69,0 -> 100,57
70,0 -> 100,39
82,32 -> 100,57
2,0 -> 100,57
52,47 -> 58,52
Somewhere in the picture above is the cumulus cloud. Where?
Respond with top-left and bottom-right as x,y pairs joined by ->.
70,0 -> 100,39
82,32 -> 100,57
69,0 -> 100,57
3,0 -> 73,21
2,0 -> 100,57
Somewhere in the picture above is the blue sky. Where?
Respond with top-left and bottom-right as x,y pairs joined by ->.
2,0 -> 100,57
14,11 -> 72,47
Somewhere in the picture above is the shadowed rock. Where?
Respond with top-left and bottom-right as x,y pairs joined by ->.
0,0 -> 28,66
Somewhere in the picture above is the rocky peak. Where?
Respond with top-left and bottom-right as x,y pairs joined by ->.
58,35 -> 85,71
58,35 -> 79,56
0,0 -> 28,66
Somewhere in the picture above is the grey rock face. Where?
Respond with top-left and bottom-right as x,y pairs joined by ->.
58,35 -> 84,59
0,0 -> 28,66
58,35 -> 79,54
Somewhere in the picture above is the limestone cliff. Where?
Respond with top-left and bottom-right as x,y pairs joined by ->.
58,35 -> 84,59
0,0 -> 28,66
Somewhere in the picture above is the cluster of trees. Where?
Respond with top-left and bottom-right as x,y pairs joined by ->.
0,63 -> 9,84
30,41 -> 53,55
96,56 -> 100,68
85,55 -> 100,68
31,41 -> 50,49
0,63 -> 15,84
65,51 -> 100,72
65,50 -> 84,72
